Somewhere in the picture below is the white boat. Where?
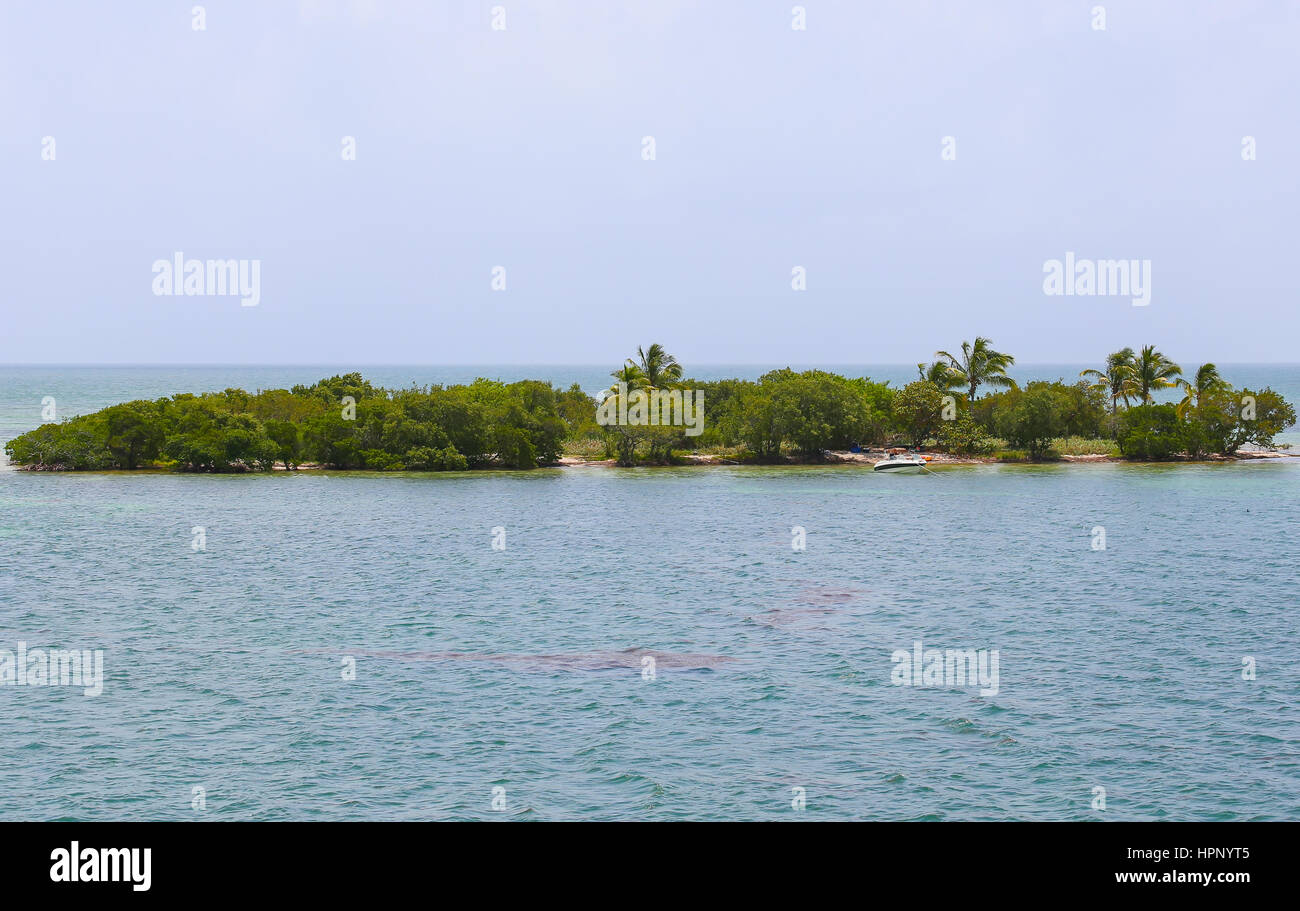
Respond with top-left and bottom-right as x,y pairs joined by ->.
873,451 -> 928,473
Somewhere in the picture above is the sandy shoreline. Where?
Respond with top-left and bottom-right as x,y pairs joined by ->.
10,449 -> 1293,473
551,449 -> 1295,469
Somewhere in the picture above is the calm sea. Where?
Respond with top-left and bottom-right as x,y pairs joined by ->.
1,366 -> 1298,820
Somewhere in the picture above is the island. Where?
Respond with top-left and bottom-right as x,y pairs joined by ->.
6,340 -> 1295,472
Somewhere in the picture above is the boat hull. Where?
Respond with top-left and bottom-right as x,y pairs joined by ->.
873,461 -> 924,473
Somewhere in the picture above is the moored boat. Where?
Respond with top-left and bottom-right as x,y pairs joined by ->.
873,449 -> 929,473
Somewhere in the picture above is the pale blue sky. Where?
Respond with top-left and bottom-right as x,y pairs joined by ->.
2,1 -> 1297,365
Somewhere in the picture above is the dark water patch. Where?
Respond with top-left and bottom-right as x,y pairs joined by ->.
292,646 -> 736,672
748,606 -> 840,628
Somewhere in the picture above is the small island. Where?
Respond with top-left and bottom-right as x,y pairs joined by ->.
5,340 -> 1295,472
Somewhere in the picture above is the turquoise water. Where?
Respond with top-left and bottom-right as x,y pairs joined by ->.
1,368 -> 1299,820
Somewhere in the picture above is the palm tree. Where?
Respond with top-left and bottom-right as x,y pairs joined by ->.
606,362 -> 643,396
1132,345 -> 1182,403
1175,363 -> 1225,418
935,337 -> 1016,415
606,343 -> 683,398
632,343 -> 682,390
1080,347 -> 1138,415
917,360 -> 963,394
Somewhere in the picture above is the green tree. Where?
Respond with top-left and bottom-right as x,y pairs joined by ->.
998,386 -> 1061,460
430,391 -> 490,466
5,416 -> 113,470
608,343 -> 683,393
264,419 -> 304,469
405,445 -> 469,471
848,377 -> 896,446
1051,380 -> 1107,438
291,372 -> 381,406
1133,345 -> 1182,402
633,343 -> 682,389
936,337 -> 1016,415
606,362 -> 643,396
1080,348 -> 1138,414
738,385 -> 782,460
1117,404 -> 1185,460
936,414 -> 995,455
766,370 -> 870,458
1214,387 -> 1297,452
304,412 -> 362,469
1175,363 -> 1226,418
104,401 -> 163,469
891,380 -> 944,448
917,360 -> 963,396
555,383 -> 600,439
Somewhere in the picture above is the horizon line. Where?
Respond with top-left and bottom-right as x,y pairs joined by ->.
5,361 -> 1300,369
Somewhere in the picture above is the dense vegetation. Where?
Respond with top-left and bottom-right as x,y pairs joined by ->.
5,374 -> 580,472
589,340 -> 1293,466
5,341 -> 1295,471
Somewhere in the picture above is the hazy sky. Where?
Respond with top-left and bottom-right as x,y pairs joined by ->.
2,1 -> 1297,365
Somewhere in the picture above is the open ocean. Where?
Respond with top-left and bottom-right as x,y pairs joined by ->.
1,365 -> 1298,819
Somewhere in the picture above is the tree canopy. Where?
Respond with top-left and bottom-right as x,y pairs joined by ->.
6,348 -> 1294,470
